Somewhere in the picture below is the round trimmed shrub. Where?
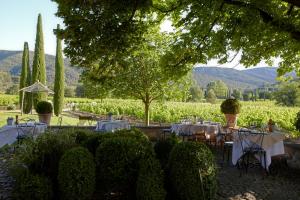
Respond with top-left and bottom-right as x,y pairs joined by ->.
154,135 -> 180,169
220,98 -> 241,114
36,101 -> 53,114
95,137 -> 153,198
168,142 -> 217,200
28,132 -> 76,179
113,128 -> 149,143
136,156 -> 166,200
58,147 -> 96,200
13,172 -> 53,200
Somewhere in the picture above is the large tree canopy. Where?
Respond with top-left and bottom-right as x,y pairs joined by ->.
53,0 -> 300,75
158,0 -> 300,75
53,0 -> 154,76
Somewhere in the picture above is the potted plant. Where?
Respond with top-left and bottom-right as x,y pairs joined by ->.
36,101 -> 53,125
220,98 -> 241,128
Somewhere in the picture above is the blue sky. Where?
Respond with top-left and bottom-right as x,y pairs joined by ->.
0,0 -> 62,55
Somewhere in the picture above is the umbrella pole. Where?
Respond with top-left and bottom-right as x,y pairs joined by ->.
21,90 -> 25,116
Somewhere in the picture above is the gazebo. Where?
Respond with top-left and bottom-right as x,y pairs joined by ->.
19,81 -> 54,115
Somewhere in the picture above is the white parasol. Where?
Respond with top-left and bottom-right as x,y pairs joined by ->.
19,81 -> 54,115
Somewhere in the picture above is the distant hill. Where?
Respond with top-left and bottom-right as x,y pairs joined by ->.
0,50 -> 80,86
193,67 -> 283,89
0,50 -> 291,90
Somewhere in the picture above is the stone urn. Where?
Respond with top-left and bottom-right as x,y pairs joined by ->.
224,114 -> 238,128
38,113 -> 52,125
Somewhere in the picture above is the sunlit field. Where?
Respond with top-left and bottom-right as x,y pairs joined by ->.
1,95 -> 299,137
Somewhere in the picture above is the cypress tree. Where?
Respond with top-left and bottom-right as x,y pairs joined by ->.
53,24 -> 65,116
19,42 -> 32,114
32,13 -> 47,108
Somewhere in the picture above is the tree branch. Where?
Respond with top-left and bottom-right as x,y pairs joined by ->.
224,0 -> 300,41
128,0 -> 138,21
282,0 -> 300,7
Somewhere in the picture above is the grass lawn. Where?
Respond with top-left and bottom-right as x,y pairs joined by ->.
0,110 -> 80,127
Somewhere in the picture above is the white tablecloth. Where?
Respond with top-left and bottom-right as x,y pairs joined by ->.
95,120 -> 130,132
0,123 -> 47,148
171,122 -> 221,136
232,131 -> 285,170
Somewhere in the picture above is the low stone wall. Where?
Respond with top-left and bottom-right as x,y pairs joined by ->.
284,140 -> 300,169
49,125 -> 171,141
135,125 -> 171,141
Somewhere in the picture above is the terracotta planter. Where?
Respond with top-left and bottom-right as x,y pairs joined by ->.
224,114 -> 238,128
38,113 -> 52,125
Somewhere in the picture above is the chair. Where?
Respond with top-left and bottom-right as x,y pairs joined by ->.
237,129 -> 267,174
220,127 -> 234,163
161,128 -> 172,140
78,115 -> 94,126
206,133 -> 217,146
16,118 -> 37,144
191,131 -> 206,142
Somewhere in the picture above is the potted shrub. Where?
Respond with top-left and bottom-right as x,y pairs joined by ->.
36,101 -> 53,125
220,98 -> 241,128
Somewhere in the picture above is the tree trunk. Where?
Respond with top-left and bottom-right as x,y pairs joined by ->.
144,93 -> 150,126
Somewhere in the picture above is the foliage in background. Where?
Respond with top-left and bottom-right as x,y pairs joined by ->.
207,80 -> 228,99
0,72 -> 13,94
83,28 -> 192,126
80,72 -> 111,99
53,24 -> 65,116
19,42 -> 32,113
206,89 -> 217,104
232,89 -> 242,100
0,94 -> 299,136
0,95 -> 18,106
76,98 -> 299,136
64,86 -> 76,97
32,14 -> 47,107
19,42 -> 29,106
6,85 -> 19,95
188,84 -> 204,102
273,81 -> 300,106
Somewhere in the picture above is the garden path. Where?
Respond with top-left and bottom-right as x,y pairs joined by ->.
215,150 -> 300,200
0,153 -> 13,200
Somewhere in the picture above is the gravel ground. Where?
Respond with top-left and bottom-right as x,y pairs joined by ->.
215,149 -> 300,200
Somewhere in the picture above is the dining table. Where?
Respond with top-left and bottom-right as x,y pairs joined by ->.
171,122 -> 221,137
231,129 -> 285,170
95,120 -> 130,133
0,122 -> 47,148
